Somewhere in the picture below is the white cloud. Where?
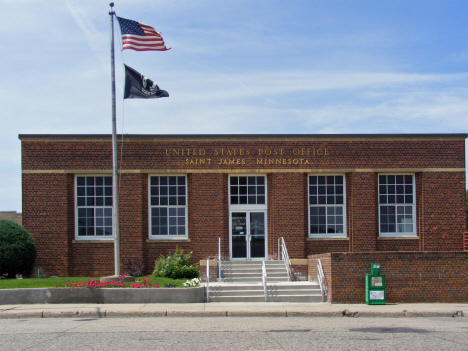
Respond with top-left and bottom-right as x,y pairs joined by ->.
65,0 -> 108,69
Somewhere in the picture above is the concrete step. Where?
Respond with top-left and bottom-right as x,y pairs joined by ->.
266,277 -> 289,282
265,267 -> 288,272
268,295 -> 323,303
209,284 -> 264,292
221,269 -> 263,274
267,272 -> 288,277
222,271 -> 263,276
220,279 -> 262,283
268,284 -> 321,290
207,281 -> 324,303
268,289 -> 321,296
217,260 -> 291,284
209,295 -> 266,302
210,290 -> 265,297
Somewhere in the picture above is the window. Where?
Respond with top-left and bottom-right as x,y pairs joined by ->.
76,176 -> 113,238
308,175 -> 346,238
379,174 -> 416,236
230,176 -> 266,205
149,175 -> 187,238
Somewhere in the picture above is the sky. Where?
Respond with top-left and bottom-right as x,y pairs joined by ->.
1,0 -> 468,212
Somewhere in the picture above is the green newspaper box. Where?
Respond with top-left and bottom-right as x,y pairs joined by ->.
365,263 -> 386,305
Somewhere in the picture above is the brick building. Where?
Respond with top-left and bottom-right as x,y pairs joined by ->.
20,134 -> 467,286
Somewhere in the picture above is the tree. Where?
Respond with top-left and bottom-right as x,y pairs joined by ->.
0,220 -> 36,278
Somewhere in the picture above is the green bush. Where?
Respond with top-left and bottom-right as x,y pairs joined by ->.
152,247 -> 199,279
0,220 -> 36,278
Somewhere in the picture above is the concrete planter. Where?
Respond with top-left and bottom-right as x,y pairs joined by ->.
0,287 -> 204,304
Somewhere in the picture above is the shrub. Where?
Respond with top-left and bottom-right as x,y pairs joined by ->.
123,257 -> 144,277
0,220 -> 36,278
152,247 -> 199,279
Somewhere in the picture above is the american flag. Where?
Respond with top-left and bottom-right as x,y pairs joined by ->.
117,16 -> 170,51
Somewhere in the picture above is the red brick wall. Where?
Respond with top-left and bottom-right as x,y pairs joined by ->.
309,252 -> 468,303
268,173 -> 307,259
290,263 -> 308,281
20,136 -> 466,277
308,253 -> 332,301
21,139 -> 465,171
200,263 -> 219,282
145,173 -> 227,275
22,173 -> 71,277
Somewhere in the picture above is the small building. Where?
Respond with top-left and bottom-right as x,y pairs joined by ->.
0,211 -> 22,226
19,133 -> 468,302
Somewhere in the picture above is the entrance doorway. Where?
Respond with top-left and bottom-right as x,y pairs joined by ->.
230,211 -> 267,259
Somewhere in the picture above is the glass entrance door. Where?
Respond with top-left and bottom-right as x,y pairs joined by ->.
230,211 -> 266,259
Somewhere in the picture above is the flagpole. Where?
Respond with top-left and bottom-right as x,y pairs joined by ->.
109,2 -> 120,276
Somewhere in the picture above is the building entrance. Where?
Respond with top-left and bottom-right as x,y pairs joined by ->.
230,211 -> 266,259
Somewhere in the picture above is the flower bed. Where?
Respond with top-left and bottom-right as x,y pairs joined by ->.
63,276 -> 160,289
0,275 -> 205,304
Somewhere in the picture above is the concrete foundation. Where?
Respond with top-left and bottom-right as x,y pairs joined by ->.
0,287 -> 204,304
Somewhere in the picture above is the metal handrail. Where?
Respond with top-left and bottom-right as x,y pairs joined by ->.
206,259 -> 210,302
317,259 -> 327,302
262,260 -> 267,302
218,238 -> 222,281
278,237 -> 291,281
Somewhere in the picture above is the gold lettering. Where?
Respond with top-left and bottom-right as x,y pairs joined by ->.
324,149 -> 329,156
316,148 -> 323,156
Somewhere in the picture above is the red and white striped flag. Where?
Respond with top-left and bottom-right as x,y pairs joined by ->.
117,16 -> 170,51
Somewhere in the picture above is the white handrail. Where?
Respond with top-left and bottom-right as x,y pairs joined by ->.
278,237 -> 291,281
262,260 -> 267,302
317,259 -> 327,302
206,258 -> 210,302
218,238 -> 221,281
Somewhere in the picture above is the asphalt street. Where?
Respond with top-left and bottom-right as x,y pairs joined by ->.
1,316 -> 468,350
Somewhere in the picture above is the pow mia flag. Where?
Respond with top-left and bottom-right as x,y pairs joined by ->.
124,64 -> 169,99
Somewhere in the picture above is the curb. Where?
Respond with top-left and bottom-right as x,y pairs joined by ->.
1,310 -> 467,319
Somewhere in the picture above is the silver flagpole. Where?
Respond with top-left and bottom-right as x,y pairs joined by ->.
109,2 -> 120,276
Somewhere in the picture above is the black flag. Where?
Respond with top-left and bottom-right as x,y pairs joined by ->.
124,64 -> 169,99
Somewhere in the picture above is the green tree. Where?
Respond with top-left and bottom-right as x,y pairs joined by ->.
0,220 -> 36,278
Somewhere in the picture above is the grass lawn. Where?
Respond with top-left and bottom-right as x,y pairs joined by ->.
0,276 -> 192,289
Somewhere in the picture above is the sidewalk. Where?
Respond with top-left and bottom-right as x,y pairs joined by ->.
1,302 -> 467,319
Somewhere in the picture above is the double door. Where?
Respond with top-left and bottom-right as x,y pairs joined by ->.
230,211 -> 266,259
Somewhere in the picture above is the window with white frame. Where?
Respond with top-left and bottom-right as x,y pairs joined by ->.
149,175 -> 187,238
308,175 -> 346,237
229,175 -> 266,205
378,174 -> 416,236
76,176 -> 113,238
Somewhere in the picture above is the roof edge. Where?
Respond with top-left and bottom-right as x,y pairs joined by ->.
18,133 -> 468,141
